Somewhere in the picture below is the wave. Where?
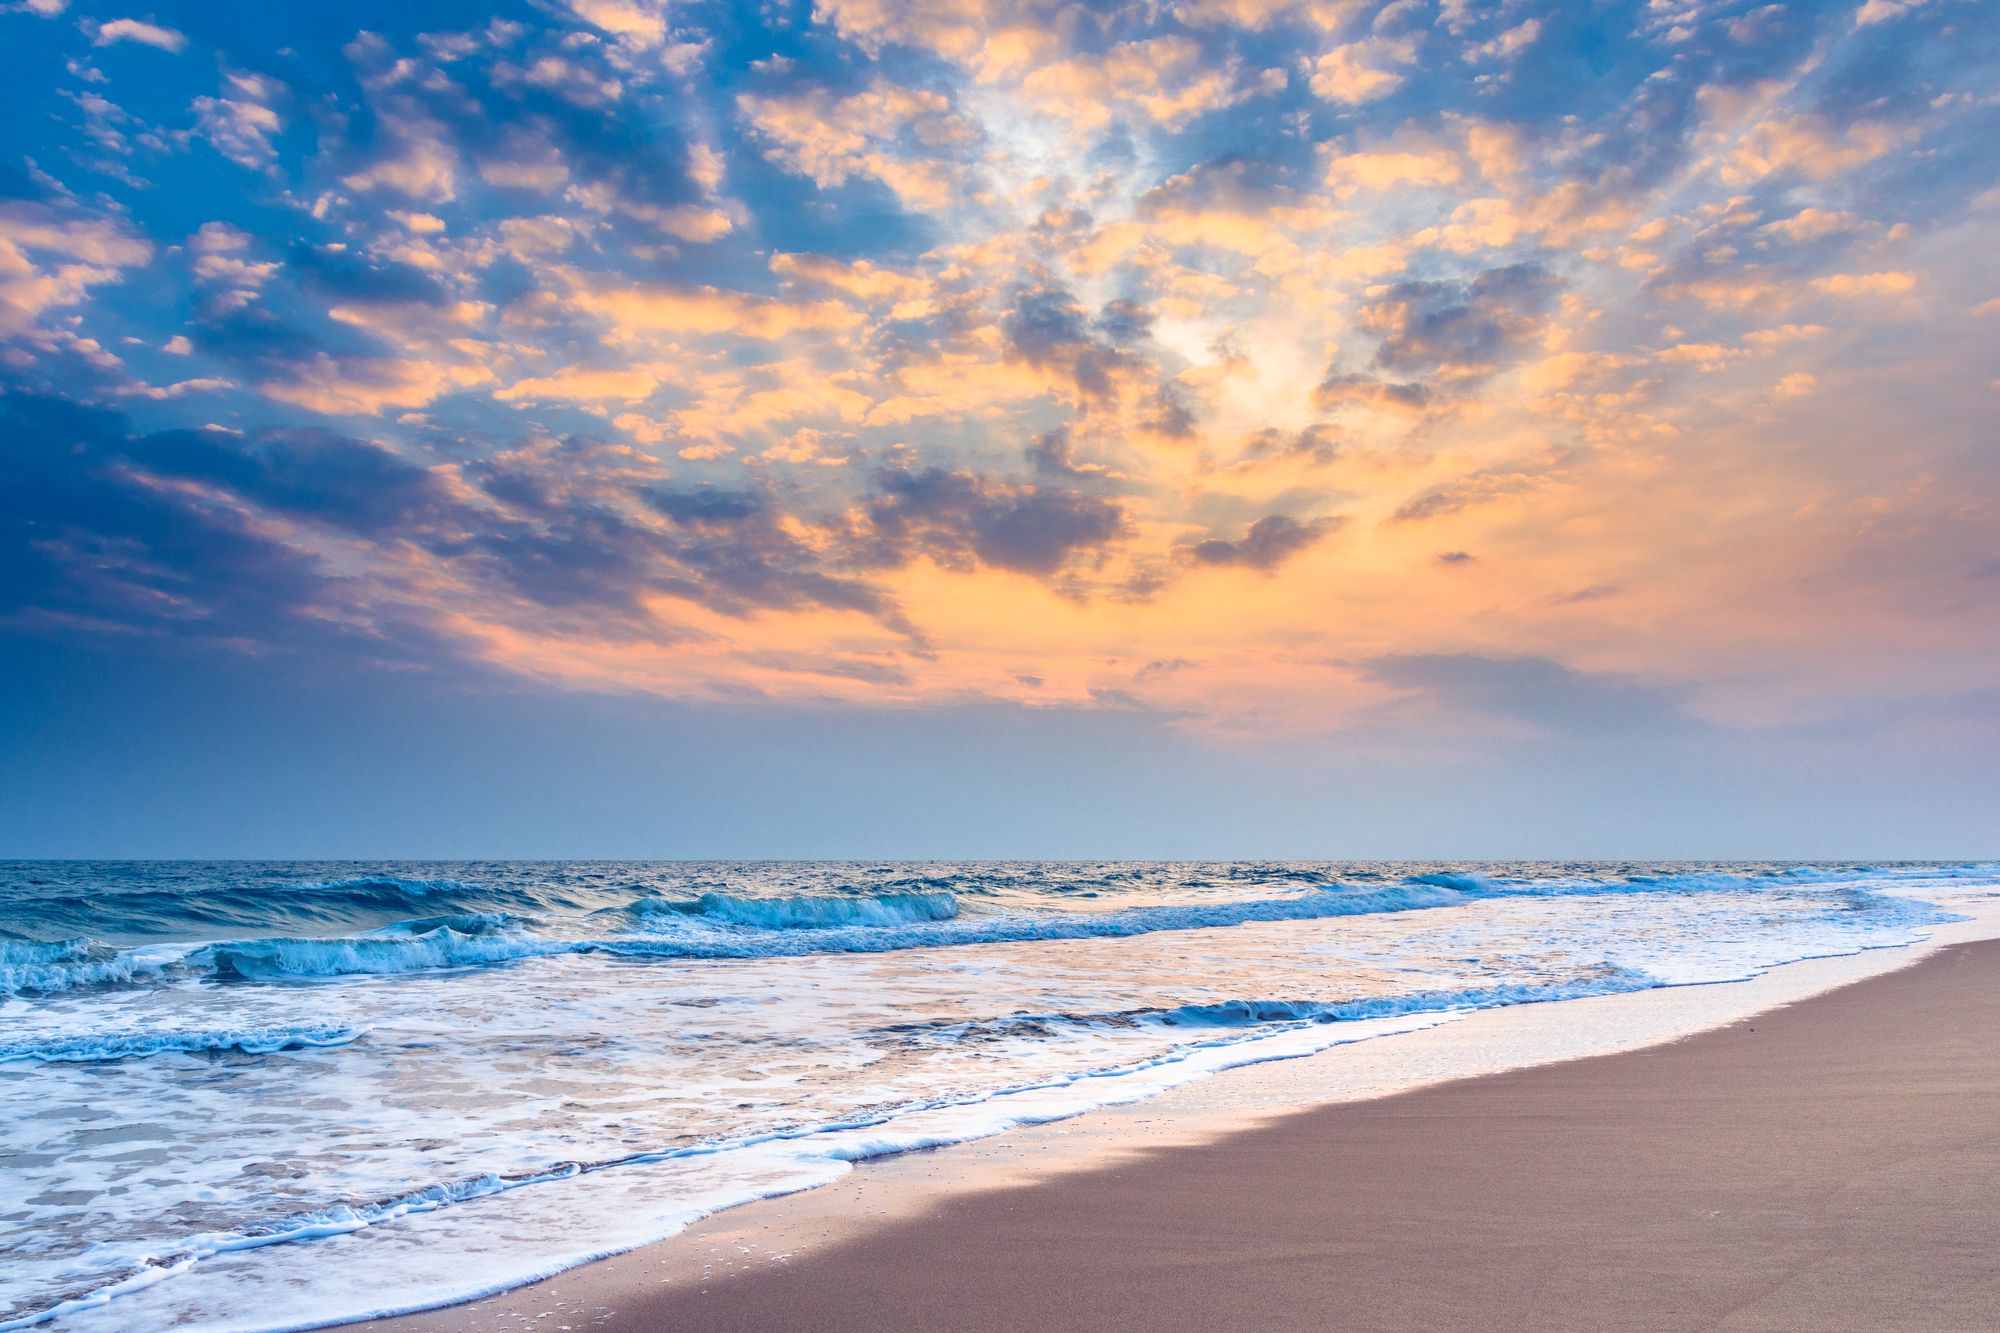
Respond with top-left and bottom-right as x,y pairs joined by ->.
0,938 -> 178,996
0,925 -> 571,992
374,912 -> 533,937
1400,866 -> 1972,906
1,872 -> 1965,996
1156,969 -> 1659,1027
607,883 -> 1513,961
885,968 -> 1661,1045
208,876 -> 513,930
190,928 -> 567,982
289,875 -> 481,898
1404,867 -> 1805,896
631,890 -> 960,930
1403,870 -> 1501,893
0,871 -> 542,952
0,1024 -> 362,1064
15,886 -> 1458,990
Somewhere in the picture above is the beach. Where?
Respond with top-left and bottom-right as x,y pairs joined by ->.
9,863 -> 1993,1330
357,937 -> 2000,1332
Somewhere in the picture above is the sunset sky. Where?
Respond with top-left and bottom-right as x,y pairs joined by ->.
2,0 -> 1995,856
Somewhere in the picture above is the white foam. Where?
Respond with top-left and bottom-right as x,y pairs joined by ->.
662,890 -> 962,929
189,930 -> 569,980
0,1024 -> 362,1064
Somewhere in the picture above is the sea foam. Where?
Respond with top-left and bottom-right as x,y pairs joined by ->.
189,928 -> 568,981
635,890 -> 962,930
0,1023 -> 362,1064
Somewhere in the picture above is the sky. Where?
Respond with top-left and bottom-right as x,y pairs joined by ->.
1,0 -> 1995,858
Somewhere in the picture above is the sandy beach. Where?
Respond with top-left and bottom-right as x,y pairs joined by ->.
353,937 -> 2000,1332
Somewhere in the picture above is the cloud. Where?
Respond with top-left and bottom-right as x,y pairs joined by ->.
1325,145 -> 1462,196
193,96 -> 282,170
1855,0 -> 1931,27
1240,422 -> 1344,465
121,376 -> 235,399
1760,208 -> 1858,243
1003,286 -> 1133,402
566,0 -> 668,44
93,18 -> 186,51
1015,35 -> 1280,136
771,253 -> 930,311
1359,654 -> 1701,740
0,202 -> 152,337
0,393 -> 449,660
1811,271 -> 1916,298
496,364 -> 672,403
288,242 -> 452,308
133,423 -> 468,536
1391,457 -> 1557,522
0,391 -> 927,669
561,277 -> 860,341
1313,371 -> 1432,413
1361,263 -> 1562,381
738,83 -> 972,211
1308,36 -> 1418,104
336,76 -> 461,202
1025,425 -> 1096,478
1468,17 -> 1541,62
0,0 -> 1994,736
1546,582 -> 1622,605
258,353 -> 495,415
1721,115 -> 1909,186
1185,514 -> 1341,570
865,467 -> 1127,577
738,650 -> 911,686
622,485 -> 908,628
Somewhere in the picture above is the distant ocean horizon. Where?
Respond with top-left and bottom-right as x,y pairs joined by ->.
4,859 -> 1996,1331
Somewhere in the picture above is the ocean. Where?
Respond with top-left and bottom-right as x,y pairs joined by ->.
2,859 -> 1994,1330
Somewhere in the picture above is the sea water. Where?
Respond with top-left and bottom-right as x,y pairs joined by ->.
1,860 -> 1994,1330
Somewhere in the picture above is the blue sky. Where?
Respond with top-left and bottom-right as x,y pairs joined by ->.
1,0 -> 1995,855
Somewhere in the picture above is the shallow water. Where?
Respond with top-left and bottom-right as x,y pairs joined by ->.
1,859 -> 1993,1330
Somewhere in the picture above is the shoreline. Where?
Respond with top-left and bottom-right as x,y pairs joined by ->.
349,905 -> 2000,1333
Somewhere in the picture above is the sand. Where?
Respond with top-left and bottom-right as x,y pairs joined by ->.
354,939 -> 2000,1332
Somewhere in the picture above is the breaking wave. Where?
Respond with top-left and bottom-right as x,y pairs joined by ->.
1155,969 -> 1661,1026
0,938 -> 178,996
0,871 -> 1965,995
0,1023 -> 362,1064
608,883 -> 1474,959
885,968 -> 1662,1045
189,929 -> 568,982
633,890 -> 961,930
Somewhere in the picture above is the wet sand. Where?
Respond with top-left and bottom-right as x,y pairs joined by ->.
358,939 -> 2000,1332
